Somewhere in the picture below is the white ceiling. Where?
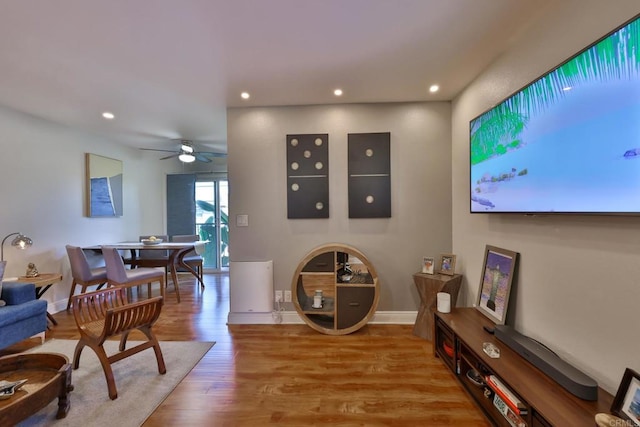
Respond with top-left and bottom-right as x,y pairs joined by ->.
0,0 -> 551,152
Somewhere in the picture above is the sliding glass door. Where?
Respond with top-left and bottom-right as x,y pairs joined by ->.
195,180 -> 229,270
167,174 -> 229,271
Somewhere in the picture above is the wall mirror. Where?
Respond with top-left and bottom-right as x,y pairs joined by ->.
85,153 -> 123,217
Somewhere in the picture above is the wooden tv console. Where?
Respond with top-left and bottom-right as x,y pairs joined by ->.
434,308 -> 613,426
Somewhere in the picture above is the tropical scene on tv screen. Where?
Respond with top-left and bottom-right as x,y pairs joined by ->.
470,16 -> 640,213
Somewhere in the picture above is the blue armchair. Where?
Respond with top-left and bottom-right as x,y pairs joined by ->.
0,281 -> 48,349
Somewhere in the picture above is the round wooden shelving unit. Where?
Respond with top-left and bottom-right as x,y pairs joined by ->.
292,243 -> 379,335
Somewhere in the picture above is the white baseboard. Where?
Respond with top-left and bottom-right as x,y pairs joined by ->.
227,311 -> 283,324
54,298 -> 419,327
227,310 -> 418,325
50,299 -> 68,315
370,311 -> 418,324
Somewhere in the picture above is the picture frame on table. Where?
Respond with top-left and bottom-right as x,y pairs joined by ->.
422,257 -> 435,274
438,254 -> 456,276
611,368 -> 640,426
475,245 -> 518,325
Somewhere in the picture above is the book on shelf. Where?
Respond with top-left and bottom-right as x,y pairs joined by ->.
485,375 -> 527,415
493,394 -> 526,427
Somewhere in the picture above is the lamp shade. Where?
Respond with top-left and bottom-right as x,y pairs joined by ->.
12,234 -> 33,249
180,142 -> 194,153
178,152 -> 196,163
1,232 -> 33,261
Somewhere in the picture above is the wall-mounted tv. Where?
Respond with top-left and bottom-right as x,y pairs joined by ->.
470,14 -> 640,215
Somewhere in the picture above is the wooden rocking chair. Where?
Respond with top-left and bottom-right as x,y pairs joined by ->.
71,286 -> 165,400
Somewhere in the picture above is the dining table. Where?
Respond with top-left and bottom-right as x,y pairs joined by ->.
83,241 -> 207,303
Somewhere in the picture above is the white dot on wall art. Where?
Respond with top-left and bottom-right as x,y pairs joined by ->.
304,150 -> 311,158
316,202 -> 324,210
315,138 -> 323,146
366,195 -> 374,204
315,162 -> 323,170
365,148 -> 373,157
291,162 -> 299,170
291,183 -> 299,191
291,139 -> 298,147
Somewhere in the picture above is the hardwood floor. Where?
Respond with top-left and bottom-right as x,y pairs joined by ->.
2,273 -> 489,426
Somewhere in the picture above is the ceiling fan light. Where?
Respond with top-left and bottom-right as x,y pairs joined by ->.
178,152 -> 196,163
180,142 -> 194,153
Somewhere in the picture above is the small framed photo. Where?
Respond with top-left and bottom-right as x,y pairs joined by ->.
611,368 -> 640,426
422,257 -> 435,274
439,254 -> 456,276
476,245 -> 518,325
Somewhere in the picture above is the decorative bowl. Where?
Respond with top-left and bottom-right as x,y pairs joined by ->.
141,239 -> 163,245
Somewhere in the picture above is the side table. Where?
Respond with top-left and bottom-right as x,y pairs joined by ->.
17,273 -> 63,326
412,272 -> 462,341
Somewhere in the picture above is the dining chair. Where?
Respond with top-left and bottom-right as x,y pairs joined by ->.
65,245 -> 108,310
130,235 -> 171,285
101,246 -> 166,301
171,234 -> 204,286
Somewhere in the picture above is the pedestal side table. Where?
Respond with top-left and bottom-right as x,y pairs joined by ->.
412,272 -> 462,341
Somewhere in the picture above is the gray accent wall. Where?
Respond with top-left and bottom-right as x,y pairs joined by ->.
227,102 -> 452,311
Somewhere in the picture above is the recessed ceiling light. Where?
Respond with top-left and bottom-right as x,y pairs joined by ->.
429,85 -> 439,93
102,112 -> 115,120
334,89 -> 343,96
241,92 -> 250,99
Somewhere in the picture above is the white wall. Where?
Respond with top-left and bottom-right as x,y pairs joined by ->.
452,1 -> 640,393
0,105 -> 175,312
227,102 -> 452,312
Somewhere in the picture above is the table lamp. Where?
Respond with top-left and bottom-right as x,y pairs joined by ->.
1,232 -> 33,261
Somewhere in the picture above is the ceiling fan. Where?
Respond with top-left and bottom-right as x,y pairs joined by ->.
139,140 -> 227,163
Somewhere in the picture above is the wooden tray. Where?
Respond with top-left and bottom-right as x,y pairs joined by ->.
0,353 -> 73,425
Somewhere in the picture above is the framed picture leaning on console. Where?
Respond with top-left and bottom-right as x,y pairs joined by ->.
476,245 -> 518,325
611,368 -> 640,426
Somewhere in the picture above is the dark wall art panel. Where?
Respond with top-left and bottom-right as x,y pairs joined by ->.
286,134 -> 329,219
348,132 -> 391,218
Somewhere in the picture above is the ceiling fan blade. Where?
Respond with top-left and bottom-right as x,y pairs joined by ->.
160,153 -> 180,160
198,151 -> 228,158
139,148 -> 179,153
194,153 -> 213,163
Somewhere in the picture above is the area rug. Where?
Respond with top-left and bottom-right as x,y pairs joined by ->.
16,339 -> 215,427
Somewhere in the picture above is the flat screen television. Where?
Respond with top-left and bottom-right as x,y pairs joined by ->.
470,14 -> 640,215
